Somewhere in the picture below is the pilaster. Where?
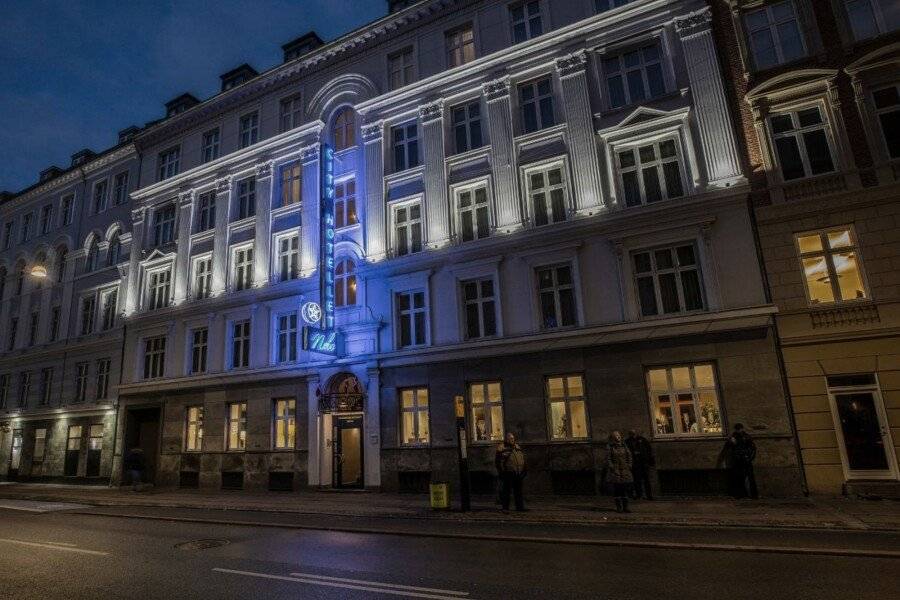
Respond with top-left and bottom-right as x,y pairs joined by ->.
173,190 -> 194,305
306,374 -> 321,486
362,122 -> 386,261
299,144 -> 321,277
482,77 -> 522,232
253,161 -> 274,286
210,176 -> 232,296
420,101 -> 450,248
365,366 -> 381,488
124,207 -> 145,316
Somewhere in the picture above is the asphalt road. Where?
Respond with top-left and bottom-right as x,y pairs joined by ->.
0,503 -> 898,600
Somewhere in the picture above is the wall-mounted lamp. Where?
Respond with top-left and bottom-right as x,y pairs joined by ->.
30,264 -> 47,278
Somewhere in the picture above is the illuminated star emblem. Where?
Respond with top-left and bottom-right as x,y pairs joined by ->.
301,301 -> 322,324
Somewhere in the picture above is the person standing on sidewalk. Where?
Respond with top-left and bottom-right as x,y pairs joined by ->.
625,429 -> 654,500
606,431 -> 633,513
495,432 -> 527,513
124,447 -> 145,492
725,423 -> 758,499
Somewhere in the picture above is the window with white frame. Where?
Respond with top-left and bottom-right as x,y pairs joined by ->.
537,264 -> 576,329
519,77 -> 555,133
74,363 -> 89,402
616,138 -> 685,207
146,268 -> 172,310
392,202 -> 423,256
335,179 -> 358,228
396,290 -> 427,348
455,184 -> 490,242
769,106 -> 836,181
462,278 -> 497,339
92,180 -> 107,214
33,428 -> 48,461
202,128 -> 220,163
61,194 -> 74,226
231,319 -> 251,369
280,161 -> 301,207
143,336 -> 166,379
40,368 -> 52,405
872,84 -> 900,160
527,164 -> 568,226
796,227 -> 868,304
633,243 -> 705,317
196,191 -> 216,232
446,23 -> 475,68
157,147 -> 179,181
276,313 -> 298,363
400,387 -> 430,445
190,327 -> 208,374
510,1 -> 543,44
392,122 -> 419,172
647,364 -> 723,437
843,0 -> 899,41
80,295 -> 95,335
451,101 -> 483,154
113,171 -> 129,205
236,177 -> 256,220
332,108 -> 356,151
185,406 -> 203,451
277,234 -> 300,282
273,398 -> 296,449
153,203 -> 176,246
547,374 -> 589,440
602,43 -> 666,109
95,358 -> 110,400
743,1 -> 806,71
192,255 -> 212,299
280,95 -> 303,132
226,402 -> 247,451
469,382 -> 504,442
335,259 -> 357,307
388,47 -> 414,91
232,245 -> 254,291
100,288 -> 118,330
40,204 -> 53,234
239,111 -> 259,148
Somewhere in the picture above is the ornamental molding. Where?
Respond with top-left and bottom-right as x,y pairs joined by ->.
255,160 -> 274,178
130,207 -> 146,223
178,190 -> 195,207
361,121 -> 384,144
418,100 -> 444,123
555,50 -> 588,78
482,77 -> 510,102
300,143 -> 321,163
215,175 -> 233,193
674,7 -> 712,39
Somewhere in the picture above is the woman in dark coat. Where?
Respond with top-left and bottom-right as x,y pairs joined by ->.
606,431 -> 634,513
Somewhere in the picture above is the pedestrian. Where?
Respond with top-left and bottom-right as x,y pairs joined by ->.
625,429 -> 654,500
124,447 -> 145,492
724,423 -> 758,499
495,432 -> 527,513
606,431 -> 633,513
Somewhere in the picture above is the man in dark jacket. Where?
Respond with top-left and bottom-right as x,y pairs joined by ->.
495,432 -> 527,513
625,430 -> 654,500
726,423 -> 758,499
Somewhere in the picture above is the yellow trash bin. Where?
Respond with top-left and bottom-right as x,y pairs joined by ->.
430,483 -> 449,510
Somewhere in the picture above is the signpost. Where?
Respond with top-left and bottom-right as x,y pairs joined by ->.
454,395 -> 471,512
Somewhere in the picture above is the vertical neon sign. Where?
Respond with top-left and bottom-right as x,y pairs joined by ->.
320,143 -> 335,330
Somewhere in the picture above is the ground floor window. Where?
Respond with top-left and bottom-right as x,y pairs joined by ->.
226,402 -> 247,451
646,363 -> 722,437
470,381 -> 504,442
185,406 -> 204,451
33,428 -> 47,463
273,398 -> 296,449
400,387 -> 430,446
546,374 -> 589,440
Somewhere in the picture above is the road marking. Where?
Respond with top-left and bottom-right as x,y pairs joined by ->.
38,541 -> 78,547
289,571 -> 468,596
0,538 -> 108,556
213,568 -> 471,600
0,500 -> 88,513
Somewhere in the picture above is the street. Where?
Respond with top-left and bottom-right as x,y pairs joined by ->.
1,503 -> 899,599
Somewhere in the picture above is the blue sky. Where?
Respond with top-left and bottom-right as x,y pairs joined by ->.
0,0 -> 387,192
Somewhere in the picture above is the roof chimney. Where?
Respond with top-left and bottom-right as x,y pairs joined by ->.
118,125 -> 140,144
281,32 -> 324,63
164,93 -> 200,118
39,166 -> 63,182
219,64 -> 258,92
70,148 -> 96,167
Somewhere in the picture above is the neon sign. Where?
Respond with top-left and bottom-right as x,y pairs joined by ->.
301,301 -> 322,325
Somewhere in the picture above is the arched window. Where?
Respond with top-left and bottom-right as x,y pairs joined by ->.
15,261 -> 26,295
85,240 -> 99,272
108,234 -> 121,266
332,108 -> 356,152
56,246 -> 68,283
335,258 -> 357,307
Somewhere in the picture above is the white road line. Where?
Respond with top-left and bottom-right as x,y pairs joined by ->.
289,571 -> 469,596
0,500 -> 88,513
38,541 -> 79,547
213,568 -> 472,600
0,538 -> 108,556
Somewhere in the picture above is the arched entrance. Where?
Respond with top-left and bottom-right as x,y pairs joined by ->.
321,372 -> 365,489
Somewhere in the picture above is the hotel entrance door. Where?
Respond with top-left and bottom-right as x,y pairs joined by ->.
333,415 -> 363,489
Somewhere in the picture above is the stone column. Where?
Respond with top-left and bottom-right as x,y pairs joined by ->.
210,176 -> 233,296
362,121 -> 386,261
482,77 -> 522,232
420,101 -> 450,248
173,190 -> 194,305
253,161 -> 274,286
555,51 -> 604,215
364,366 -> 381,488
299,144 -> 321,277
124,207 -> 145,315
675,8 -> 743,187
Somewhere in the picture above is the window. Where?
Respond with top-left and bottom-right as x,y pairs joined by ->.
101,288 -> 118,330
92,180 -> 108,213
396,290 -> 427,348
40,204 -> 53,234
95,358 -> 110,400
80,295 -> 96,335
157,147 -> 180,181
393,202 -> 423,256
332,108 -> 356,151
603,44 -> 666,110
112,171 -> 129,206
196,191 -> 216,232
2,221 -> 12,249
28,312 -> 38,346
537,264 -> 576,329
392,122 -> 419,172
56,248 -> 67,282
451,102 -> 483,154
527,164 -> 568,226
239,111 -> 259,148
61,194 -> 74,225
470,382 -> 504,442
770,106 -> 836,181
647,364 -> 722,437
202,129 -> 220,163
446,23 -> 475,68
7,317 -> 17,350
519,78 -> 554,133
335,259 -> 357,307
633,244 -> 705,317
15,264 -> 25,295
236,177 -> 256,220
49,307 -> 60,342
547,375 -> 588,440
510,1 -> 543,44
107,234 -> 121,266
190,328 -> 208,374
400,387 -> 430,445
277,234 -> 300,282
18,371 -> 32,407
74,363 -> 88,403
335,179 -> 358,228
872,85 -> 900,160
185,406 -> 204,451
40,368 -> 53,405
280,95 -> 303,132
273,399 -> 296,449
744,1 -> 806,70
147,268 -> 172,310
455,184 -> 490,243
66,425 -> 82,455
843,0 -> 899,41
0,374 -> 8,408
388,47 -> 414,90
33,428 -> 47,461
153,203 -> 176,246
796,227 -> 867,304
21,213 -> 33,242
192,255 -> 212,299
226,402 -> 247,451
276,313 -> 298,363
85,240 -> 99,273
232,245 -> 254,291
462,278 -> 497,339
231,320 -> 251,368
617,139 -> 685,207
143,336 -> 166,379
280,161 -> 301,207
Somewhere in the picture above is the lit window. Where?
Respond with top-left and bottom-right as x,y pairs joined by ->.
239,112 -> 259,148
192,256 -> 212,300
843,0 -> 899,41
527,164 -> 568,226
462,278 -> 496,339
33,428 -> 47,461
547,375 -> 588,440
143,336 -> 166,379
872,84 -> 900,160
633,244 -> 704,317
335,259 -> 357,307
332,108 -> 356,151
157,147 -> 180,181
392,122 -> 419,172
277,234 -> 300,282
744,1 -> 806,70
196,191 -> 216,232
603,43 -> 666,109
396,290 -> 427,348
190,328 -> 208,374
236,177 -> 256,220
647,364 -> 723,437
537,264 -> 576,329
185,406 -> 204,451
153,203 -> 176,246
74,363 -> 88,402
617,139 -> 685,207
335,179 -> 358,228
769,106 -> 836,181
388,48 -> 414,91
400,387 -> 430,445
95,358 -> 110,400
226,402 -> 247,451
796,227 -> 867,304
273,399 -> 296,449
276,313 -> 297,363
146,269 -> 172,310
510,1 -> 543,44
280,95 -> 303,132
232,245 -> 254,291
446,23 -> 475,68
280,161 -> 302,208
231,319 -> 251,368
519,78 -> 554,134
470,382 -> 504,442
80,295 -> 96,335
452,101 -> 483,155
202,129 -> 220,163
393,202 -> 423,256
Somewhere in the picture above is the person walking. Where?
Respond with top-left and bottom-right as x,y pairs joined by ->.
495,432 -> 527,513
606,431 -> 633,513
725,423 -> 758,499
124,447 -> 145,492
625,429 -> 654,500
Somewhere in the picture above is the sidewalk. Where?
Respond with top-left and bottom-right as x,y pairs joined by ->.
1,481 -> 898,531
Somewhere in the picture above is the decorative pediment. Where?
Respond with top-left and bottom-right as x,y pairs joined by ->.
746,69 -> 838,104
142,248 -> 170,263
845,42 -> 900,76
616,106 -> 673,128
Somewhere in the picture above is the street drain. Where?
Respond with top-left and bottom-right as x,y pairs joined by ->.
174,539 -> 230,551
